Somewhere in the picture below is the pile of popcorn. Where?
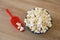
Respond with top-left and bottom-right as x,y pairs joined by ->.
24,7 -> 52,34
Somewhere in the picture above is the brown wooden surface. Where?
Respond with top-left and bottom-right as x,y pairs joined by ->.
0,0 -> 60,40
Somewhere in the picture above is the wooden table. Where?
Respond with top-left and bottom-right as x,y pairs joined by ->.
0,0 -> 60,40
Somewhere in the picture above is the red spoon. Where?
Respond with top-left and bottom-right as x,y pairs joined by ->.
6,9 -> 25,32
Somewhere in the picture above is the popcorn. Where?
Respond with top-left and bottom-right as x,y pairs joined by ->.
16,22 -> 24,31
24,19 -> 27,23
24,7 -> 52,34
16,22 -> 21,27
48,17 -> 52,21
47,23 -> 52,27
41,29 -> 47,33
20,27 -> 24,32
41,26 -> 47,30
29,26 -> 32,29
34,30 -> 40,33
48,14 -> 51,17
17,26 -> 20,29
31,26 -> 36,31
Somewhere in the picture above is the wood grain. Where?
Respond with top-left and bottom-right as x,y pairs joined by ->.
0,0 -> 60,40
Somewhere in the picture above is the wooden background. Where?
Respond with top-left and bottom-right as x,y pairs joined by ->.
0,0 -> 60,40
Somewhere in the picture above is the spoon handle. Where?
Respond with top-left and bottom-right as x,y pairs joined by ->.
6,9 -> 13,18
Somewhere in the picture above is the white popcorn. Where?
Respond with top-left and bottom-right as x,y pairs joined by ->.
29,26 -> 32,29
34,29 -> 40,33
20,27 -> 24,31
27,11 -> 32,14
30,22 -> 34,26
17,26 -> 20,29
27,14 -> 29,17
48,17 -> 52,21
45,27 -> 48,30
40,30 -> 43,33
24,19 -> 27,23
16,22 -> 24,31
35,7 -> 38,10
30,14 -> 34,17
41,26 -> 47,30
31,27 -> 36,31
42,30 -> 47,33
48,23 -> 52,27
27,11 -> 30,14
48,21 -> 51,24
16,22 -> 21,27
47,14 -> 51,17
26,23 -> 30,27
24,7 -> 52,33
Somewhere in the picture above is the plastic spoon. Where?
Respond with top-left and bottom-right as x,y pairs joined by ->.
6,9 -> 25,32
